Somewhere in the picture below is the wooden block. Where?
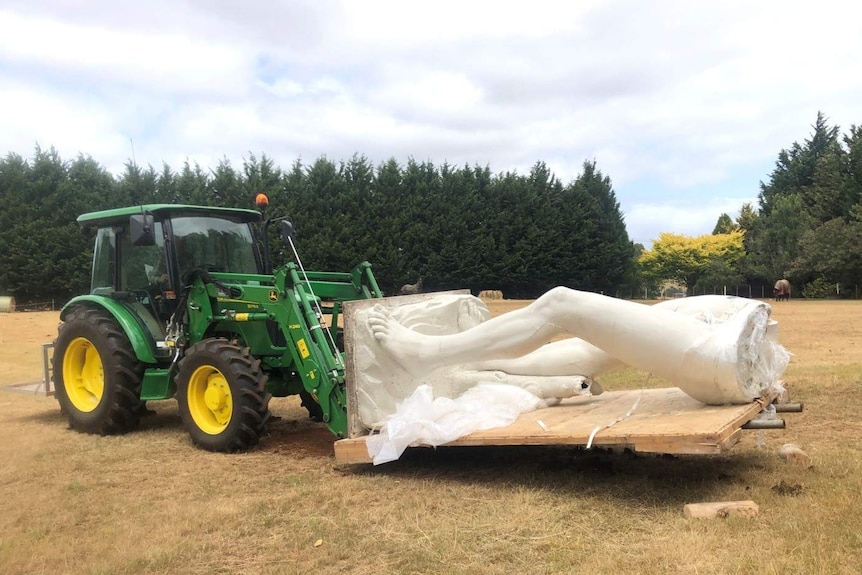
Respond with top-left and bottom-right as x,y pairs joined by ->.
333,437 -> 373,464
683,501 -> 760,519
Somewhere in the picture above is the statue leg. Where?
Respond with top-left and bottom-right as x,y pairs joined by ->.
446,368 -> 599,401
368,288 -> 784,404
466,338 -> 619,377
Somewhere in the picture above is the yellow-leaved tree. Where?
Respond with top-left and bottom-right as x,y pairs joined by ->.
638,231 -> 745,295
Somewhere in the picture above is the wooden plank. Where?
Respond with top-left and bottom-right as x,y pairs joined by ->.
333,437 -> 378,465
333,387 -> 778,464
683,501 -> 760,519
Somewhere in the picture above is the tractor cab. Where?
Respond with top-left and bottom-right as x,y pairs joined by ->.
80,204 -> 264,338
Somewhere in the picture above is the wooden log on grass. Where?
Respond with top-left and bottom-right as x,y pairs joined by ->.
683,501 -> 760,519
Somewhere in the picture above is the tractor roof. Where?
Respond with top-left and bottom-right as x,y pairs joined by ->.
77,204 -> 262,227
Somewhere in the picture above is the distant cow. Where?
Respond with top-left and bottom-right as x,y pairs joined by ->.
399,277 -> 423,296
773,279 -> 791,302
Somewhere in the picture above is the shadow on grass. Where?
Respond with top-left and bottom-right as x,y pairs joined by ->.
13,399 -> 185,436
263,418 -> 336,458
13,406 -> 66,426
345,444 -> 774,508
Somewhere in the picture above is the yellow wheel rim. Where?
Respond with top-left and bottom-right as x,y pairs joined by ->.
62,337 -> 105,413
187,365 -> 233,435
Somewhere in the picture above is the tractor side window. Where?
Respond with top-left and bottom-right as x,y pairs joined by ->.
119,222 -> 166,293
91,228 -> 116,295
171,216 -> 258,281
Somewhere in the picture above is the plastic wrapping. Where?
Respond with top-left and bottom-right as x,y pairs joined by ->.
365,383 -> 546,465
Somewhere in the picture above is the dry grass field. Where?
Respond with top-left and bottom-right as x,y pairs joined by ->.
1,299 -> 860,575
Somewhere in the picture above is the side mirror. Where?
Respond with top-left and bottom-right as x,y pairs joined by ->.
280,220 -> 294,243
130,213 -> 156,246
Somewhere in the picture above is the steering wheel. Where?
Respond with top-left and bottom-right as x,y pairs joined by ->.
139,274 -> 169,306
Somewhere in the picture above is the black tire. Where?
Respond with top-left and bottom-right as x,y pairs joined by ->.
300,390 -> 324,422
175,339 -> 271,452
53,306 -> 144,435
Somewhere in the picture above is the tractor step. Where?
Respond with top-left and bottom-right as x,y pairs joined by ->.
40,342 -> 55,396
3,342 -> 54,396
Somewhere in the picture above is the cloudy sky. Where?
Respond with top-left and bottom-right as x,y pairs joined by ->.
1,1 -> 860,246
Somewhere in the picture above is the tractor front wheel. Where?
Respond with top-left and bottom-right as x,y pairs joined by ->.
176,339 -> 271,452
53,307 -> 144,434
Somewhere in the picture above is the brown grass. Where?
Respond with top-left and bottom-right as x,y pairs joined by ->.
1,299 -> 861,575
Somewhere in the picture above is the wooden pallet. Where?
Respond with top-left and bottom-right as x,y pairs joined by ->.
333,387 -> 777,464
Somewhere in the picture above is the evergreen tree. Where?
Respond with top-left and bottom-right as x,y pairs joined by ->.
175,161 -> 210,205
794,216 -> 862,290
438,162 -> 492,292
843,125 -> 862,211
572,161 -> 633,294
368,157 -> 409,293
117,161 -> 158,205
0,148 -> 114,302
759,111 -> 840,217
154,163 -> 178,203
210,158 -> 243,208
735,203 -> 758,234
749,113 -> 847,290
0,147 -> 652,301
712,213 -> 737,234
242,153 -> 284,207
755,193 -> 815,282
805,142 -> 849,222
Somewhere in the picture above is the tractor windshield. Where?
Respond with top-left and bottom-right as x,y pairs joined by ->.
170,216 -> 259,280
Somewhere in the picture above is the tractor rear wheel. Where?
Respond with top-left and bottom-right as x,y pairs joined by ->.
53,307 -> 144,434
300,390 -> 324,422
176,339 -> 271,452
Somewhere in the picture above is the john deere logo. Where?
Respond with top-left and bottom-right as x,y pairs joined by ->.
268,290 -> 278,302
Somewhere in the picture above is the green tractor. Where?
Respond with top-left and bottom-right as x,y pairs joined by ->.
53,202 -> 382,452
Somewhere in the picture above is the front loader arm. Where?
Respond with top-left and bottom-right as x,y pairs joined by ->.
182,262 -> 379,439
275,267 -> 350,436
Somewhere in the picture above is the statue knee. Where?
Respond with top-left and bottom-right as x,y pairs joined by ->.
532,286 -> 577,316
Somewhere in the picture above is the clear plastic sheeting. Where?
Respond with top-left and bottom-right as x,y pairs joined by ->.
654,296 -> 791,404
365,383 -> 546,465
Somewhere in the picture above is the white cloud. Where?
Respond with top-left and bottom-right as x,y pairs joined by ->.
0,9 -> 251,96
1,0 -> 861,242
0,79 -> 129,161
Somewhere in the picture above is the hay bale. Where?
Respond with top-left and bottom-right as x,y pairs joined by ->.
478,290 -> 503,300
0,296 -> 15,313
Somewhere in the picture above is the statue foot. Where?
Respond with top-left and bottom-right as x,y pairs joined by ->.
366,305 -> 438,379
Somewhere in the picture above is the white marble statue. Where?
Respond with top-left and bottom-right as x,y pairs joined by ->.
356,290 -> 789,428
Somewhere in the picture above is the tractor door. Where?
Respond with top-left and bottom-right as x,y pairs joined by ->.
91,223 -> 171,337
